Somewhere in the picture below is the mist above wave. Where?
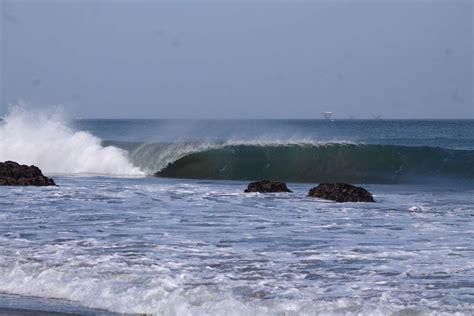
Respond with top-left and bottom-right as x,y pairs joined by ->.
0,106 -> 143,175
106,139 -> 355,174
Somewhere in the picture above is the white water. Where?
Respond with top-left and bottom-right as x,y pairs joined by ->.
0,178 -> 472,315
0,106 -> 143,175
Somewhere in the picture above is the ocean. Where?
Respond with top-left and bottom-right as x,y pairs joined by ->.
0,108 -> 473,315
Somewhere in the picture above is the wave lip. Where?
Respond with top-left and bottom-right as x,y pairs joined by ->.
0,106 -> 144,176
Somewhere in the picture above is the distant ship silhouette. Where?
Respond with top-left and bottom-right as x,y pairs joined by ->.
322,112 -> 333,120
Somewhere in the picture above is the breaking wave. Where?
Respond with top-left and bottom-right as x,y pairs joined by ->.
109,141 -> 474,184
0,106 -> 143,176
1,107 -> 472,183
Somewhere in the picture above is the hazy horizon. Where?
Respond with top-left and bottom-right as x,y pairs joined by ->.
1,0 -> 473,119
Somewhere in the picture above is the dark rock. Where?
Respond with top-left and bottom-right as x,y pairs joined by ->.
308,183 -> 374,202
244,180 -> 292,193
251,290 -> 266,299
0,161 -> 56,186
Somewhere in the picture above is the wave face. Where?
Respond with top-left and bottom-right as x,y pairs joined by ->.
0,106 -> 143,175
142,143 -> 474,184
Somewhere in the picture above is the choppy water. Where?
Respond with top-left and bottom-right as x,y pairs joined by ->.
0,178 -> 473,315
0,108 -> 473,314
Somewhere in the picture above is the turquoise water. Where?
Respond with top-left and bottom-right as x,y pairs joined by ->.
0,113 -> 473,315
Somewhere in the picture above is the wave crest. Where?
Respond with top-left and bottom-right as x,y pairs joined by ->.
0,106 -> 144,175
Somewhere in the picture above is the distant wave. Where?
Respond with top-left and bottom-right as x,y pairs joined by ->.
0,106 -> 144,176
109,141 -> 474,184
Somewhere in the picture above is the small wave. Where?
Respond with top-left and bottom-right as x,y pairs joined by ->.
0,243 -> 439,316
0,106 -> 144,176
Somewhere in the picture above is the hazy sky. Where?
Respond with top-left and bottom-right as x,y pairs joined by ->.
1,0 -> 472,119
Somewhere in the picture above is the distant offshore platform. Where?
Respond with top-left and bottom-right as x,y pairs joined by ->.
322,111 -> 333,120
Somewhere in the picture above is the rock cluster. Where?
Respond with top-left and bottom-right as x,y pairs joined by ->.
0,161 -> 56,186
244,180 -> 292,193
244,180 -> 375,202
308,183 -> 374,202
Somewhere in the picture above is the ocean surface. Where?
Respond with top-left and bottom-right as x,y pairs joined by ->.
0,108 -> 473,315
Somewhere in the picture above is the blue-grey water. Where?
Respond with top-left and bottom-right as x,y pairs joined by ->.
74,119 -> 474,150
0,112 -> 473,315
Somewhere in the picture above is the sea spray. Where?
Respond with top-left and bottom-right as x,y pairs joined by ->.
0,106 -> 143,175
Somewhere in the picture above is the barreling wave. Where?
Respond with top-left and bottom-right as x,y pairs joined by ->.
107,140 -> 474,184
2,106 -> 472,183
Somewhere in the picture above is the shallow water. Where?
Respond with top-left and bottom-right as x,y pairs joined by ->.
1,177 -> 473,315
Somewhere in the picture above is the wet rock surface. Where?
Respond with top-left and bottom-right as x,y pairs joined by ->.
308,183 -> 374,202
0,161 -> 56,186
244,180 -> 292,193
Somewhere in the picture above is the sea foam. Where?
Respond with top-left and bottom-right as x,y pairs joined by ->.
0,106 -> 143,175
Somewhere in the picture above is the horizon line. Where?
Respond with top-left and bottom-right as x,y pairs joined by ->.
70,117 -> 474,120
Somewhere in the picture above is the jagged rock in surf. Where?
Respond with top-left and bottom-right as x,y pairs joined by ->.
0,161 -> 56,186
308,183 -> 374,202
244,180 -> 292,193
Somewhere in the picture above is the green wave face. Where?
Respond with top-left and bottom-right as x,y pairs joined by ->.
154,144 -> 474,184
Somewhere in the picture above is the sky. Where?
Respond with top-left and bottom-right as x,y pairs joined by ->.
0,0 -> 472,119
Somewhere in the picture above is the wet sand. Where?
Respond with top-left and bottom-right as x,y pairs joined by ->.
0,294 -> 121,316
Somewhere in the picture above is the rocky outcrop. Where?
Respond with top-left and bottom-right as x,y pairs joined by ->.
244,180 -> 292,193
308,183 -> 374,202
0,161 -> 56,186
